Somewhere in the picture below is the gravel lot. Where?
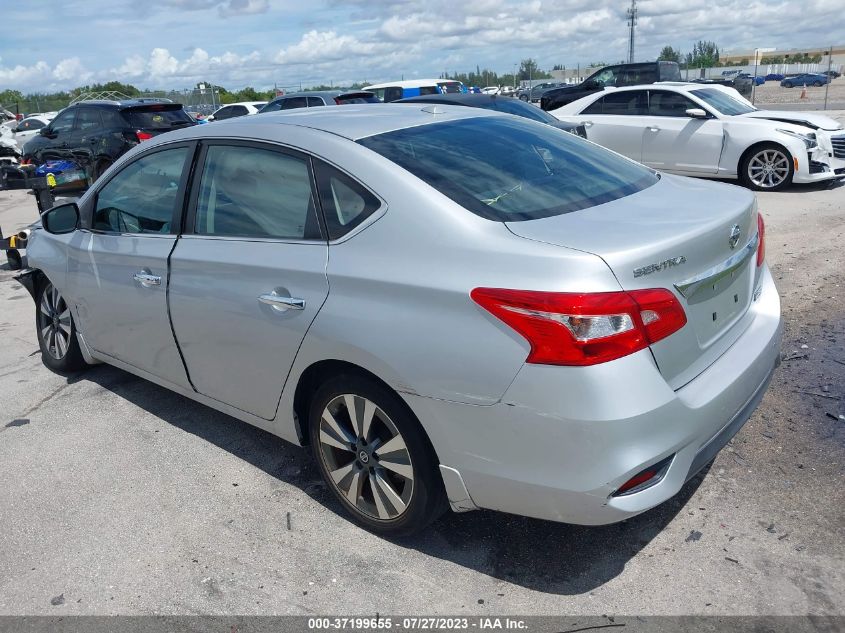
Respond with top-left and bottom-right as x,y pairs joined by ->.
752,77 -> 845,109
0,126 -> 843,616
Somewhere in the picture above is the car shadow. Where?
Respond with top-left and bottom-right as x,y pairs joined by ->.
74,363 -> 705,595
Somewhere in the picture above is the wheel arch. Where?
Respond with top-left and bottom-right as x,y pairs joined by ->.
13,267 -> 46,301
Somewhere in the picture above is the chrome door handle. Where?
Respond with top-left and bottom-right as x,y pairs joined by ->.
259,294 -> 306,311
582,120 -> 594,128
133,272 -> 161,287
648,126 -> 660,132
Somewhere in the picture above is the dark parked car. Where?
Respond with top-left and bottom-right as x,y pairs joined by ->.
22,100 -> 195,180
765,73 -> 785,81
823,70 -> 841,79
781,73 -> 829,87
516,82 -> 562,102
540,61 -> 681,111
395,93 -> 586,137
690,74 -> 753,99
259,91 -> 379,113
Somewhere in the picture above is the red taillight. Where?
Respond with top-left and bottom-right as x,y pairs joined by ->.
470,287 -> 687,366
756,213 -> 765,267
136,130 -> 153,142
334,97 -> 342,104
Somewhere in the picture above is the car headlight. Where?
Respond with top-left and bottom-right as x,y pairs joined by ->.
777,128 -> 818,149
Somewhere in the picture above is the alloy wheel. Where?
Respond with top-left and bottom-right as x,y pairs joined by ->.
38,283 -> 72,360
317,393 -> 414,520
747,149 -> 790,189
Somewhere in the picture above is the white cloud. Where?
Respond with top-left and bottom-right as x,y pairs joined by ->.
274,30 -> 393,65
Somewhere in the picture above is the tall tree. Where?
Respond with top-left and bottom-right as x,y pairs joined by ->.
657,46 -> 681,63
686,41 -> 720,68
518,58 -> 551,80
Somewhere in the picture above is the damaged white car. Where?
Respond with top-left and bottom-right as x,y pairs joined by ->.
551,82 -> 845,191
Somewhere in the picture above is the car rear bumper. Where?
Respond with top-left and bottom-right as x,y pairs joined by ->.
405,266 -> 782,524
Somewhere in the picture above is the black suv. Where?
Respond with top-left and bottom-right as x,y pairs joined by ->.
540,61 -> 682,111
22,100 -> 195,180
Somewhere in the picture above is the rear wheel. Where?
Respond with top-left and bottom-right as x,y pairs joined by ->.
92,159 -> 112,182
36,281 -> 87,373
783,81 -> 793,88
740,143 -> 793,192
308,374 -> 446,536
813,81 -> 823,87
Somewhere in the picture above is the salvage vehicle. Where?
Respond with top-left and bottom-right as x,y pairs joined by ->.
364,79 -> 466,102
22,100 -> 196,181
540,61 -> 681,111
781,73 -> 830,88
551,83 -> 845,191
20,105 -> 782,535
258,91 -> 379,113
207,101 -> 266,121
11,113 -> 55,149
395,93 -> 587,136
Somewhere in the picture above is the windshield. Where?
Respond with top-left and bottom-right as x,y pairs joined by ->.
689,88 -> 756,115
358,116 -> 657,222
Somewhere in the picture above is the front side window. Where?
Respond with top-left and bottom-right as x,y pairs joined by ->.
50,109 -> 76,134
314,162 -> 381,239
280,97 -> 307,110
194,145 -> 320,240
647,91 -> 698,116
384,87 -> 404,102
582,91 -> 647,115
214,107 -> 233,120
260,100 -> 283,113
358,116 -> 657,222
230,105 -> 248,117
94,147 -> 188,234
589,66 -> 620,87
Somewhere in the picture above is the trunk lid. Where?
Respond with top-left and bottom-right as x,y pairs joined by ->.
505,175 -> 761,389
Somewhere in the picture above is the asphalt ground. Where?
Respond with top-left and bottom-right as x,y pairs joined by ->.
0,132 -> 843,616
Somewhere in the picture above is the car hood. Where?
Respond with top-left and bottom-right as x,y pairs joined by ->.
739,110 -> 843,131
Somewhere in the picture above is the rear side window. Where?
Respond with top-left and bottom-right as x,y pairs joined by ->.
194,145 -> 320,240
618,67 -> 655,86
383,87 -> 404,102
358,116 -> 657,222
19,118 -> 46,131
419,86 -> 439,96
307,97 -> 326,107
336,93 -> 379,104
314,162 -> 381,239
125,107 -> 194,129
94,147 -> 188,234
75,108 -> 102,131
582,91 -> 647,115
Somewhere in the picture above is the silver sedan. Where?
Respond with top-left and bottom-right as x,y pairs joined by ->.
20,105 -> 782,536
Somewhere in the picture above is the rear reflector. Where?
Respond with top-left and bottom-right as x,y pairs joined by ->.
136,130 -> 153,142
613,454 -> 674,496
470,287 -> 687,366
756,213 -> 765,267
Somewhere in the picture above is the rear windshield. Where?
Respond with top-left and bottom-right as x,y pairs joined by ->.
484,98 -> 557,123
124,106 -> 195,130
358,116 -> 658,222
438,81 -> 463,94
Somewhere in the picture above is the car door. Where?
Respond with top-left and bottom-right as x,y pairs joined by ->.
168,141 -> 329,420
72,106 -> 103,167
63,142 -> 194,389
579,90 -> 648,161
34,108 -> 77,162
640,90 -> 724,174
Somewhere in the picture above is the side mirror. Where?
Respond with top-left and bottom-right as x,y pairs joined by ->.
41,203 -> 79,234
686,108 -> 708,119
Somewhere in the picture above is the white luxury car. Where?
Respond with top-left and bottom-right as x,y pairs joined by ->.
550,82 -> 845,191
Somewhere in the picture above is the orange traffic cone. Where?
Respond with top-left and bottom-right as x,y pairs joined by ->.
800,84 -> 808,99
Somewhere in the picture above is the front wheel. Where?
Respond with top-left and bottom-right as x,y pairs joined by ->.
36,281 -> 87,373
308,374 -> 446,536
740,144 -> 794,192
813,81 -> 823,87
783,81 -> 793,88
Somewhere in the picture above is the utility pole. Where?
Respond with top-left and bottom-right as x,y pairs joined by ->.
824,44 -> 833,110
626,0 -> 638,63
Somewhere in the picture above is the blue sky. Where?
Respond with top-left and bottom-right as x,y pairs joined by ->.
1,0 -> 842,92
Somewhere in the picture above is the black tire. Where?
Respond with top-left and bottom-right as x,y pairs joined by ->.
35,280 -> 87,373
308,373 -> 447,536
739,143 -> 794,192
519,94 -> 529,101
813,81 -> 823,87
783,81 -> 793,88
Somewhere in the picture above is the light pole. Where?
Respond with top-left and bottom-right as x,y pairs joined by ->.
824,44 -> 833,110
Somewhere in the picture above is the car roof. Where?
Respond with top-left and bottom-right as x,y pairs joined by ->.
154,103 -> 501,143
216,101 -> 266,108
69,98 -> 178,108
364,79 -> 458,89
